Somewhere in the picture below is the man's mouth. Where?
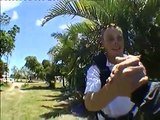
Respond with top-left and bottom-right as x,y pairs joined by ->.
112,48 -> 121,51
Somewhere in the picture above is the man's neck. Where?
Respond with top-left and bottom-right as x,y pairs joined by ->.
108,56 -> 116,64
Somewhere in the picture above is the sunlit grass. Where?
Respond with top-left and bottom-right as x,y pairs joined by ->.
1,81 -> 84,120
0,83 -> 12,91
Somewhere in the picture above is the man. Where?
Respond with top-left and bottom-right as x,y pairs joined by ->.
84,24 -> 159,120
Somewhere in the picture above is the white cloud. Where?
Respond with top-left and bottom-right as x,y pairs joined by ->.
1,1 -> 22,14
35,18 -> 44,26
11,11 -> 18,21
59,24 -> 68,30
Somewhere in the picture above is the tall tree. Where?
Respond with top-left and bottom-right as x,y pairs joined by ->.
42,59 -> 51,69
20,66 -> 33,80
0,13 -> 20,57
47,22 -> 98,89
0,13 -> 20,78
0,60 -> 8,78
24,56 -> 47,80
43,0 -> 160,79
11,66 -> 22,81
24,56 -> 40,73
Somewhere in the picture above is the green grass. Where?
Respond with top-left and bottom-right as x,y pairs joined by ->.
1,81 -> 154,120
0,81 -> 85,120
0,83 -> 12,91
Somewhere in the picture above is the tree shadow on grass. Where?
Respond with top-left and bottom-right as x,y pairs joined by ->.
43,95 -> 59,97
41,90 -> 73,102
39,94 -> 60,101
40,104 -> 71,119
21,86 -> 49,90
39,89 -> 78,119
41,105 -> 53,110
21,85 -> 64,91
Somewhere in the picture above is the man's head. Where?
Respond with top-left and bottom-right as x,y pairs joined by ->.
102,24 -> 124,58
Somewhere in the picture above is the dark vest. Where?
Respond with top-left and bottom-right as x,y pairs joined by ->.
92,52 -> 135,120
92,52 -> 111,88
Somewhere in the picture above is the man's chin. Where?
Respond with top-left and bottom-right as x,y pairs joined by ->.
111,51 -> 123,57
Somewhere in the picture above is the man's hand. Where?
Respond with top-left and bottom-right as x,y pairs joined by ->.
108,56 -> 148,97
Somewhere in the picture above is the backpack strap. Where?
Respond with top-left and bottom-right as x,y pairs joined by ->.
93,52 -> 111,88
92,52 -> 137,120
92,52 -> 111,120
93,52 -> 107,69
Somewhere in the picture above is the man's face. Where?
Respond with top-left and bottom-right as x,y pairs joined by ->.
102,27 -> 124,57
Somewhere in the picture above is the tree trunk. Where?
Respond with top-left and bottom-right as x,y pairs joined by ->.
62,76 -> 65,88
51,80 -> 56,89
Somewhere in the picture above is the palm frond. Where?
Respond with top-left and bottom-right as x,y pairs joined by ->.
51,32 -> 63,39
67,21 -> 96,36
140,0 -> 160,24
42,0 -> 112,26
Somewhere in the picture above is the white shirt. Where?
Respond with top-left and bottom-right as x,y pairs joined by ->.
84,59 -> 137,119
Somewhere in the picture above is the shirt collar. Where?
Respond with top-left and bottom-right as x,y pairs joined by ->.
106,58 -> 114,67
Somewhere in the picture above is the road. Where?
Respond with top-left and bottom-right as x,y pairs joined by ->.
7,82 -> 24,91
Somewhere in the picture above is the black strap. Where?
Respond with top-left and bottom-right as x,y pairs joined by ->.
93,52 -> 111,88
97,110 -> 109,119
93,52 -> 135,120
93,52 -> 111,119
131,82 -> 151,106
93,52 -> 107,70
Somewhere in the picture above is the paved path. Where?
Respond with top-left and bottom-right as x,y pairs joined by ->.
7,82 -> 24,91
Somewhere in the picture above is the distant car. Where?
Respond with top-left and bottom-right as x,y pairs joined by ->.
9,78 -> 15,83
2,78 -> 14,83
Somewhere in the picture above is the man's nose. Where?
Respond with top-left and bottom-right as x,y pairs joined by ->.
114,38 -> 118,45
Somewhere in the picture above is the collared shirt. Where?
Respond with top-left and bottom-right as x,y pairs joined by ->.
84,57 -> 137,119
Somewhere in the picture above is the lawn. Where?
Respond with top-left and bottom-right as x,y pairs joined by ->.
0,83 -> 11,91
0,81 -> 86,120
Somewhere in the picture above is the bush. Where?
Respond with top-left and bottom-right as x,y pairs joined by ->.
21,83 -> 29,89
0,82 -> 11,91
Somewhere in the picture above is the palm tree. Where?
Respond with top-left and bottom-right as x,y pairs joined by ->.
43,0 -> 160,79
47,21 -> 101,89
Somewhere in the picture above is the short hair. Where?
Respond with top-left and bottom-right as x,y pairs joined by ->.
101,23 -> 123,40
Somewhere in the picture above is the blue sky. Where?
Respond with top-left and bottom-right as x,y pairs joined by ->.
1,0 -> 83,73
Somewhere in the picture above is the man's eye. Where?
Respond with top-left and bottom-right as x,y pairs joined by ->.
117,36 -> 123,41
108,37 -> 114,41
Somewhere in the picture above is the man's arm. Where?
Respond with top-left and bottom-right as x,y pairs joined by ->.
84,65 -> 117,111
84,56 -> 147,111
84,81 -> 117,111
